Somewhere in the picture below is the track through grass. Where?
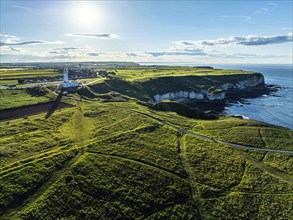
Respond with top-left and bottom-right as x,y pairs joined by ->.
1,103 -> 93,219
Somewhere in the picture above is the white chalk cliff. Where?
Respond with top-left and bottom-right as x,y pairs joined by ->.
151,75 -> 264,103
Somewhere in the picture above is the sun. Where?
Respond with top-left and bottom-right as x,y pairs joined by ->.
73,2 -> 98,26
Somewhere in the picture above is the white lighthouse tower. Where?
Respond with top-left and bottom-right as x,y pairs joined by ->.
62,67 -> 79,88
63,68 -> 69,83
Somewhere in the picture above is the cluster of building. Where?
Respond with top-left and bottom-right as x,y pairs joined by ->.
57,65 -> 97,79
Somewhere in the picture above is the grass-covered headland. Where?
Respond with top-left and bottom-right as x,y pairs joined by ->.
0,62 -> 292,219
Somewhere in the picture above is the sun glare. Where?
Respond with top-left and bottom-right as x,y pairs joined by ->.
73,3 -> 98,26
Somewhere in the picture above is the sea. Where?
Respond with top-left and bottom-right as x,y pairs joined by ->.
140,63 -> 293,130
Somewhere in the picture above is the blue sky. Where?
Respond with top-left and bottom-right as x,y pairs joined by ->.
0,0 -> 292,63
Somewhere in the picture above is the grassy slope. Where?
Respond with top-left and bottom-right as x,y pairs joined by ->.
20,153 -> 197,219
104,66 -> 255,82
0,101 -> 291,219
0,66 -> 292,219
184,135 -> 293,220
191,117 -> 293,151
0,89 -> 53,110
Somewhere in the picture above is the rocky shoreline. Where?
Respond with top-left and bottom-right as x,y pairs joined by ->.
150,74 -> 279,120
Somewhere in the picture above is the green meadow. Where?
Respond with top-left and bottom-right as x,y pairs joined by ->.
100,65 -> 255,82
0,67 -> 60,81
0,64 -> 292,219
0,88 -> 54,110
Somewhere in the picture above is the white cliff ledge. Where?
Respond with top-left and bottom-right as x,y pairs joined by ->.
151,75 -> 265,103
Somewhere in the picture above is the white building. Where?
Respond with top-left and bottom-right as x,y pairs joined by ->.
62,68 -> 80,88
63,67 -> 69,83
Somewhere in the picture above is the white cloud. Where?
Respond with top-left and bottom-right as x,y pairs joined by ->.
1,40 -> 45,46
175,33 -> 293,47
0,34 -> 20,43
67,33 -> 119,39
144,48 -> 207,57
10,47 -> 21,52
212,52 -> 286,59
1,32 -> 291,63
0,34 -> 64,47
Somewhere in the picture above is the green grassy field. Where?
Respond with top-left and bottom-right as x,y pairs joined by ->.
190,117 -> 293,151
183,135 -> 293,220
0,88 -> 55,110
0,64 -> 292,219
0,68 -> 60,81
99,65 -> 255,82
0,100 -> 291,219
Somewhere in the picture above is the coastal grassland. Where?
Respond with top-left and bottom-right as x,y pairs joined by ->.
262,152 -> 293,175
77,85 -> 129,102
191,117 -> 293,150
19,153 -> 199,219
0,150 -> 77,215
104,101 -> 292,152
0,107 -> 76,167
0,79 -> 18,86
0,102 -> 96,218
88,124 -> 186,177
0,68 -> 60,80
110,101 -> 198,130
0,98 -> 292,219
82,103 -> 187,177
0,87 -> 55,110
183,134 -> 293,220
0,101 -> 198,219
87,100 -> 292,152
0,63 -> 292,219
101,65 -> 254,82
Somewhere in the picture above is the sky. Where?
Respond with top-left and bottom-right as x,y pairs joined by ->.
0,0 -> 292,64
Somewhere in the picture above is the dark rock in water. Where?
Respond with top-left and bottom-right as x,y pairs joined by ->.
232,115 -> 242,119
238,99 -> 251,104
231,114 -> 249,119
232,115 -> 244,119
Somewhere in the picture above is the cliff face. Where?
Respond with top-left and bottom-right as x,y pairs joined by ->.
151,74 -> 265,103
221,75 -> 265,90
153,90 -> 225,102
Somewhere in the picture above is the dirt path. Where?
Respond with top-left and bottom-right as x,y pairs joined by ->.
238,150 -> 293,186
178,135 -> 204,220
